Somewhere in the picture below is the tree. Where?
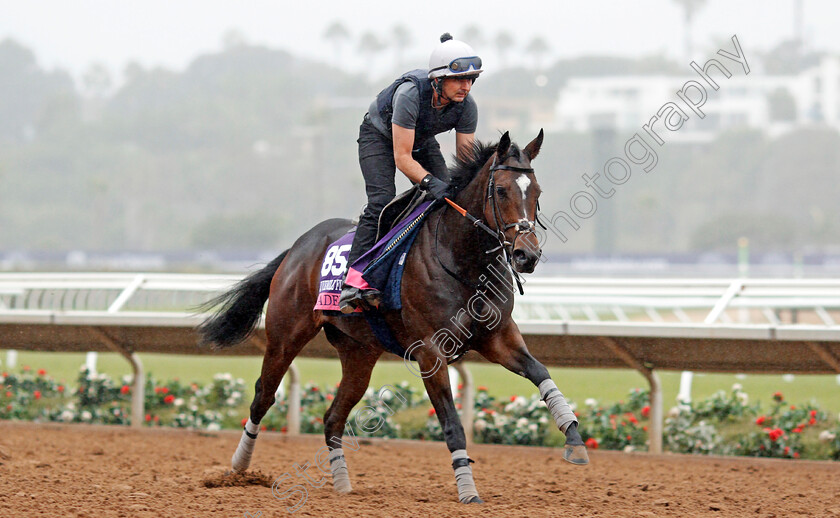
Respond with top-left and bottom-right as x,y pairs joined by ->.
767,88 -> 797,122
494,31 -> 515,69
390,24 -> 413,73
357,32 -> 386,74
461,25 -> 485,49
323,21 -> 351,68
672,0 -> 707,62
81,63 -> 113,99
525,36 -> 550,70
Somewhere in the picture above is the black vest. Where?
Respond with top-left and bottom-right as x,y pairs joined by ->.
375,69 -> 467,146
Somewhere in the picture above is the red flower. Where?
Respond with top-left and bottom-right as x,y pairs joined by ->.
428,408 -> 436,417
790,405 -> 796,410
154,387 -> 161,394
326,394 -> 334,401
626,435 -> 632,441
585,438 -> 599,449
510,395 -> 517,402
161,387 -> 169,394
641,406 -> 650,418
784,446 -> 790,455
642,426 -> 648,432
792,427 -> 802,434
281,426 -> 287,433
163,394 -> 175,404
808,417 -> 816,426
120,385 -> 130,395
810,410 -> 817,418
769,429 -> 784,441
311,386 -> 319,392
4,391 -> 11,398
773,391 -> 784,402
37,369 -> 47,376
755,416 -> 767,425
153,416 -> 159,423
477,386 -> 488,392
794,452 -> 800,459
261,425 -> 267,431
33,390 -> 41,400
22,365 -> 30,372
241,418 -> 248,427
5,404 -> 11,411
145,414 -> 152,422
628,415 -> 639,425
457,383 -> 463,390
57,385 -> 64,393
456,403 -> 462,410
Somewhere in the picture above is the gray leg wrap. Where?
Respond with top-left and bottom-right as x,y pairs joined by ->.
539,379 -> 577,434
231,418 -> 259,472
329,448 -> 352,494
451,449 -> 480,503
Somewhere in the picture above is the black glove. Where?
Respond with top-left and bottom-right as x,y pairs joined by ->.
419,174 -> 454,202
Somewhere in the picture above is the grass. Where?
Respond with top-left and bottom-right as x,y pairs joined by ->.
3,349 -> 840,415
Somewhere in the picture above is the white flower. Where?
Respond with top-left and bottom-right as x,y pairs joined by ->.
60,410 -> 75,422
81,411 -> 92,421
474,419 -> 487,433
736,392 -> 749,405
516,417 -> 529,428
585,398 -> 598,407
623,445 -> 635,453
515,396 -> 526,406
225,397 -> 236,406
538,416 -> 548,425
667,406 -> 681,418
0,376 -> 5,384
528,423 -> 538,432
174,398 -> 184,407
818,430 -> 836,443
732,383 -> 743,392
206,423 -> 221,431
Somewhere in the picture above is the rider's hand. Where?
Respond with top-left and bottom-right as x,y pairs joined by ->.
419,174 -> 454,202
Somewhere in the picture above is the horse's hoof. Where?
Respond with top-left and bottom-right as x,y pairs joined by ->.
462,496 -> 484,504
563,444 -> 589,465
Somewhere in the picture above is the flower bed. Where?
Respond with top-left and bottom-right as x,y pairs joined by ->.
2,367 -> 840,460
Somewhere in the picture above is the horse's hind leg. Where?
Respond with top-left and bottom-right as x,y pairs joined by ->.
321,325 -> 381,493
475,322 -> 589,465
231,312 -> 320,472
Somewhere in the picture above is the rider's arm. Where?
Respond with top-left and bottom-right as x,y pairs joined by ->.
456,132 -> 475,161
392,124 -> 432,184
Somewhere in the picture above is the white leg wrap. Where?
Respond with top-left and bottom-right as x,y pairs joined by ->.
231,419 -> 259,472
539,379 -> 578,434
451,449 -> 480,503
329,448 -> 352,494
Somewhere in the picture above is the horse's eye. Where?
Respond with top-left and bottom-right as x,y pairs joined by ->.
495,186 -> 506,198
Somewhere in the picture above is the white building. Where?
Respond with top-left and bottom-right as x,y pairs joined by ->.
553,56 -> 840,141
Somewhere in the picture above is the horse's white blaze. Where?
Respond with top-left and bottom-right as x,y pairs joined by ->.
515,175 -> 531,220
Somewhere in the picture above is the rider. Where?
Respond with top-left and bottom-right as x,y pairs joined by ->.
338,32 -> 483,313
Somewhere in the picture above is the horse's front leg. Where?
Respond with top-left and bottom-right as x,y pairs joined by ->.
475,322 -> 589,465
414,348 -> 483,504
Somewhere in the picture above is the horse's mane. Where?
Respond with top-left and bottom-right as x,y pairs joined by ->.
448,139 -> 521,194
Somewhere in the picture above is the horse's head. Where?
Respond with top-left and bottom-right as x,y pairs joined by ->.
480,130 -> 543,274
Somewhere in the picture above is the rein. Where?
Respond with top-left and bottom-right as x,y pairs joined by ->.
434,159 -> 540,296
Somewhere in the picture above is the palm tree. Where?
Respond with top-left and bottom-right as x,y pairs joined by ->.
461,25 -> 485,49
357,31 -> 386,74
390,24 -> 413,73
494,31 -> 515,69
525,36 -> 550,71
323,21 -> 351,68
672,0 -> 707,62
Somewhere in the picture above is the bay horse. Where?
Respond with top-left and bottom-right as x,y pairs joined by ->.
197,130 -> 588,505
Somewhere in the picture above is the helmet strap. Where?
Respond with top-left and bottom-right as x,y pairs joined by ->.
432,78 -> 451,108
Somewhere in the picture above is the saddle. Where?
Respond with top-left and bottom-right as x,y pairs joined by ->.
314,186 -> 435,314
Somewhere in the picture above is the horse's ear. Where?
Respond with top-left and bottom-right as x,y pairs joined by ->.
497,131 -> 511,158
524,129 -> 544,161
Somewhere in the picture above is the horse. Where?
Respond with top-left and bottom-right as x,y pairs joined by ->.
197,130 -> 588,505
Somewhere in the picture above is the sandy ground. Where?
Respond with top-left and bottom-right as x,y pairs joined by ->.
1,421 -> 839,517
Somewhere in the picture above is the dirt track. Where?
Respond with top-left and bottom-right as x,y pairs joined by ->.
1,422 -> 839,517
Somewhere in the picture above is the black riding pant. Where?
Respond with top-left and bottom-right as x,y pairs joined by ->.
346,116 -> 448,267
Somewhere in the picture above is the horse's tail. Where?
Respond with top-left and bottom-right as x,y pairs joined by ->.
196,249 -> 289,349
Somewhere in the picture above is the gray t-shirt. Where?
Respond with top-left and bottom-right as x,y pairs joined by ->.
368,81 -> 478,137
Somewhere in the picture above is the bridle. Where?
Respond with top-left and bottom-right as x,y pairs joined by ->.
434,156 -> 546,295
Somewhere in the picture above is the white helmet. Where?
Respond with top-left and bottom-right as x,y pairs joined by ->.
428,33 -> 483,80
